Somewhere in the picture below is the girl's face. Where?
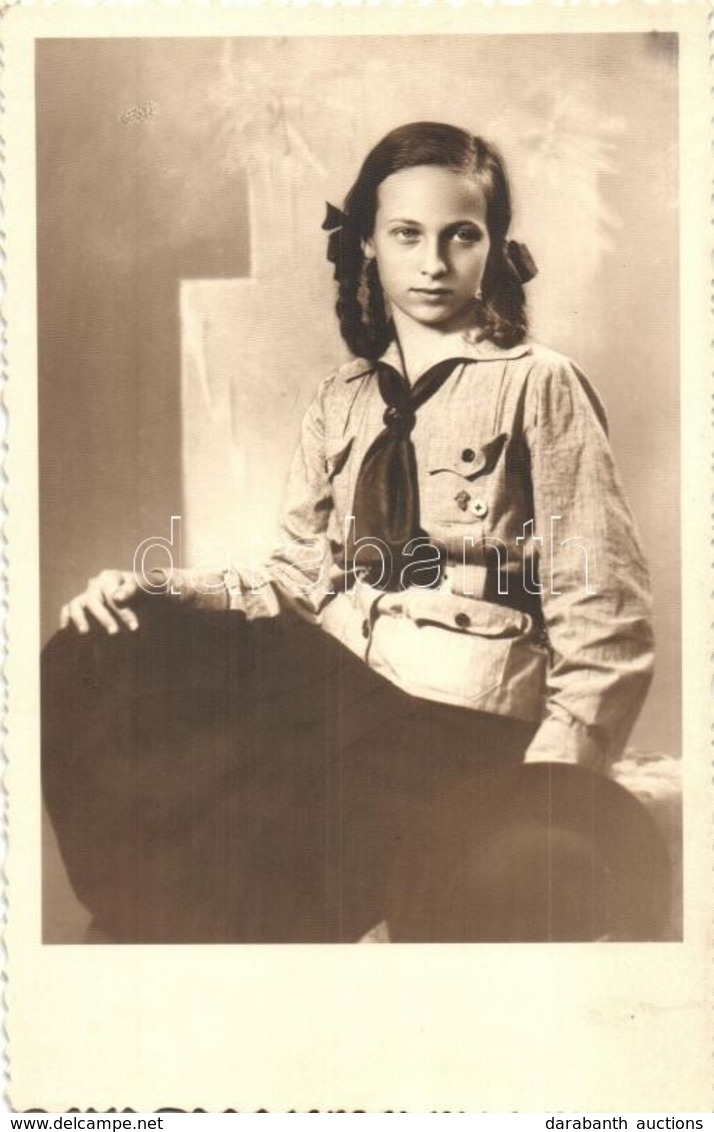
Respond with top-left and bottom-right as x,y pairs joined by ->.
364,165 -> 491,336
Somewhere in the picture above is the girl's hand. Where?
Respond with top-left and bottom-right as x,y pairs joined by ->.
59,569 -> 141,636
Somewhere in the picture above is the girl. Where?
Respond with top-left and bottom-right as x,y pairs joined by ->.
42,122 -> 665,944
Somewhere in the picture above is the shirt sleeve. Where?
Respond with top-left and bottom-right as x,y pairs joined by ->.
522,356 -> 655,772
222,375 -> 340,622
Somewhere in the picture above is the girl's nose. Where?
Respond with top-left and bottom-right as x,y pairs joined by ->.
419,238 -> 448,278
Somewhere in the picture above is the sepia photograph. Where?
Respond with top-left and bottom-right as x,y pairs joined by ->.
5,2 -> 711,1112
38,31 -> 682,947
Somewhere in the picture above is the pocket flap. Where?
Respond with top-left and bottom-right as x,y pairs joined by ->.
400,589 -> 530,638
428,432 -> 508,479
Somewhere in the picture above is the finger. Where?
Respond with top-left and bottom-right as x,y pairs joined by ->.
72,596 -> 120,636
111,574 -> 139,605
67,598 -> 91,635
93,569 -> 128,602
106,595 -> 139,632
101,578 -> 140,631
59,605 -> 69,630
84,595 -> 123,635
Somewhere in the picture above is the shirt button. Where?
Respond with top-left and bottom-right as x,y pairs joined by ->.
455,612 -> 471,628
461,448 -> 476,463
470,498 -> 488,518
362,619 -> 370,639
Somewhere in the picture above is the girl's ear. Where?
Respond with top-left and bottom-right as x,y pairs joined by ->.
361,238 -> 376,261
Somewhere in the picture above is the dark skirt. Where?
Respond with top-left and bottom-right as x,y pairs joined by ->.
41,597 -> 538,944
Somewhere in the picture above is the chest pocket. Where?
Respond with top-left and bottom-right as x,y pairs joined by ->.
424,432 -> 509,525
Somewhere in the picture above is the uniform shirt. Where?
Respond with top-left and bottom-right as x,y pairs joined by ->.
216,330 -> 654,772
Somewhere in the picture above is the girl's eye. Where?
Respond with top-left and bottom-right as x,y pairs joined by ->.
391,227 -> 420,243
453,226 -> 482,243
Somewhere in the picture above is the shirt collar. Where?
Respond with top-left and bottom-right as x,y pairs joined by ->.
344,331 -> 531,382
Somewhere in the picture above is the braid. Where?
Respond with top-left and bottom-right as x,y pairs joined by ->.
365,261 -> 391,358
334,224 -> 368,358
480,284 -> 528,349
334,231 -> 392,361
336,274 -> 366,360
479,244 -> 528,348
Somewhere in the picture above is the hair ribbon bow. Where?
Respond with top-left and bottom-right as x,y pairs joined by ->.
322,202 -> 353,280
504,240 -> 538,285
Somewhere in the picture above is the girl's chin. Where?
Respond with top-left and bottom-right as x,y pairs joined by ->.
399,304 -> 478,334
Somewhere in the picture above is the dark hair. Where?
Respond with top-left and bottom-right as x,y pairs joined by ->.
333,122 -> 528,360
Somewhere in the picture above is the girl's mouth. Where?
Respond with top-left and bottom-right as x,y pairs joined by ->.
411,288 -> 453,297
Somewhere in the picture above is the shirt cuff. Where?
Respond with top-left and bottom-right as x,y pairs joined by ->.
147,567 -> 229,612
223,566 -> 282,619
523,711 -> 610,774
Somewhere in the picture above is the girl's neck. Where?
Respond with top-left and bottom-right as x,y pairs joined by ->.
391,310 -> 481,385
